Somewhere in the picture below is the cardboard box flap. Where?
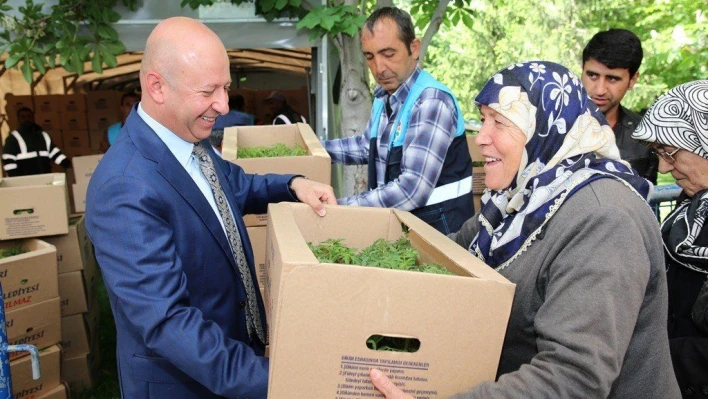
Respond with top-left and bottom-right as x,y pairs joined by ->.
266,203 -> 318,265
393,209 -> 514,285
294,122 -> 329,158
269,265 -> 514,399
288,203 -> 403,250
0,173 -> 65,189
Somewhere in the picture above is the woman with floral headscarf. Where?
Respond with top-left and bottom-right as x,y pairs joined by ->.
632,80 -> 708,398
369,62 -> 680,398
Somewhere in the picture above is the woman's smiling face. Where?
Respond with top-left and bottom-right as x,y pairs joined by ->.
475,105 -> 527,191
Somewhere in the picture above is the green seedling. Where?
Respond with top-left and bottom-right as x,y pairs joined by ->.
308,236 -> 453,275
0,246 -> 28,260
237,143 -> 307,158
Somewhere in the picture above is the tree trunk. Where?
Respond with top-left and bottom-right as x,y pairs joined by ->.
374,0 -> 393,9
418,0 -> 450,66
335,31 -> 371,197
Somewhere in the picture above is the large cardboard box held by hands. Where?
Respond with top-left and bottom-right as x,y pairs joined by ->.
264,203 -> 515,399
0,239 -> 59,311
0,173 -> 69,240
222,123 -> 331,227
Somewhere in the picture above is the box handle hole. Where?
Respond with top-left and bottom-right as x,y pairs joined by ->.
13,208 -> 34,215
366,334 -> 420,353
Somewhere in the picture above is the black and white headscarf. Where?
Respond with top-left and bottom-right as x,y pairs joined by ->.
633,80 -> 708,274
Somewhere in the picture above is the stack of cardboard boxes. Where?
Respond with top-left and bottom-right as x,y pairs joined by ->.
4,92 -> 122,160
221,123 -> 330,307
228,87 -> 309,125
43,215 -> 100,392
0,173 -> 69,398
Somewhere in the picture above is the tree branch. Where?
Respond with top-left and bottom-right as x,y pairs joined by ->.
418,0 -> 451,67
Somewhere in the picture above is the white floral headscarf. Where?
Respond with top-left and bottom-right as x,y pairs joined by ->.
470,61 -> 652,269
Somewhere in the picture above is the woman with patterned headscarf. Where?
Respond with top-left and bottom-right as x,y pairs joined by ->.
369,62 -> 680,398
632,80 -> 708,398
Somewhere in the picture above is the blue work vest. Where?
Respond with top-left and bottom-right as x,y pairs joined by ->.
107,122 -> 122,145
367,71 -> 473,234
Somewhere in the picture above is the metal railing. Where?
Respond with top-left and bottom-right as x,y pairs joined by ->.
649,184 -> 682,222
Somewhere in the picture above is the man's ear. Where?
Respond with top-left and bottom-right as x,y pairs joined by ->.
410,38 -> 421,60
144,71 -> 167,104
628,71 -> 639,90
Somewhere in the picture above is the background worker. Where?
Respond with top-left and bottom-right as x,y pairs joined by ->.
323,7 -> 473,234
581,28 -> 658,183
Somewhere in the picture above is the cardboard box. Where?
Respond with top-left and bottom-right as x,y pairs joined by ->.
72,182 -> 89,213
36,383 -> 68,399
58,270 -> 89,316
0,173 -> 69,239
0,239 -> 59,311
62,350 -> 98,391
6,297 -> 61,359
60,111 -> 88,131
265,203 -> 515,399
467,134 -> 486,195
222,123 -> 331,226
87,110 -> 119,134
60,94 -> 86,113
61,313 -> 92,358
86,90 -> 120,112
71,154 -> 103,186
10,345 -> 61,398
62,130 -> 92,159
246,226 -> 267,290
5,93 -> 34,113
34,95 -> 62,113
43,215 -> 86,274
34,111 -> 62,132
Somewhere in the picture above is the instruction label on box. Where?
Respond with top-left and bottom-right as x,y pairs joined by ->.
334,355 -> 436,399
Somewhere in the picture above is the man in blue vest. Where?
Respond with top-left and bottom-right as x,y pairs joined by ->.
324,6 -> 473,234
102,92 -> 140,152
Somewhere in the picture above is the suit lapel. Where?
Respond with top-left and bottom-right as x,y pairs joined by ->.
126,110 -> 236,268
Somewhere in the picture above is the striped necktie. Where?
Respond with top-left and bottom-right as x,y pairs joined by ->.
192,142 -> 265,344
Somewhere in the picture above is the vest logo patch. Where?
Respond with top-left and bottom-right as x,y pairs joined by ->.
393,122 -> 403,142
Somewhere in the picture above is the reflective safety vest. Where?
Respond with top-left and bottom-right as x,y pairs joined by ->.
367,70 -> 473,234
2,126 -> 67,177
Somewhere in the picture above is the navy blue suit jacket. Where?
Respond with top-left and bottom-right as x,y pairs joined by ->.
85,109 -> 295,398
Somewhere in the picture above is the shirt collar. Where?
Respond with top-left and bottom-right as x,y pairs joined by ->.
137,103 -> 195,169
374,67 -> 422,108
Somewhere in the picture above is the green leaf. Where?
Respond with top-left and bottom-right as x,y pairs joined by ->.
5,53 -> 22,69
21,60 -> 32,84
342,23 -> 358,37
320,15 -> 336,31
31,53 -> 46,74
102,50 -> 117,68
91,53 -> 103,74
71,53 -> 83,75
275,0 -> 287,10
289,0 -> 301,7
297,12 -> 321,30
0,5 -> 12,11
260,0 -> 275,12
104,41 -> 126,54
462,12 -> 474,30
97,25 -> 113,40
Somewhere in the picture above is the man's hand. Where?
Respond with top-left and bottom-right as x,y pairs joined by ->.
370,369 -> 414,399
290,177 -> 337,216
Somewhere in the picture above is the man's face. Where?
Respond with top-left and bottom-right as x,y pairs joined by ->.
17,110 -> 34,125
581,58 -> 638,114
161,51 -> 231,143
120,96 -> 139,119
361,18 -> 420,94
